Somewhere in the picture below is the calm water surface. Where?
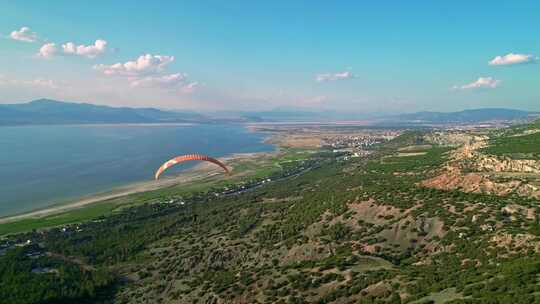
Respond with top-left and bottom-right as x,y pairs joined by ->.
0,124 -> 272,216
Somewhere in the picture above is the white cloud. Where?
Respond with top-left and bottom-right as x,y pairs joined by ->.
181,82 -> 199,93
10,26 -> 38,42
62,39 -> 107,58
94,54 -> 196,93
130,74 -> 198,93
129,73 -> 187,88
489,53 -> 537,66
0,76 -> 58,89
94,54 -> 174,76
316,71 -> 354,82
38,43 -> 58,58
453,77 -> 501,90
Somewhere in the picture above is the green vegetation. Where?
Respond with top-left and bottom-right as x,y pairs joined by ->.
0,148 -> 311,236
2,127 -> 540,303
0,202 -> 118,236
482,118 -> 540,159
482,131 -> 540,158
0,246 -> 113,304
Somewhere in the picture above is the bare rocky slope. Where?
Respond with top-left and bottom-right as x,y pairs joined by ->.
421,131 -> 540,199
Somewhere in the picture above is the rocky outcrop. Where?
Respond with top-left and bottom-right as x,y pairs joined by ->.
425,132 -> 485,148
501,204 -> 536,220
421,168 -> 540,198
420,133 -> 540,199
470,155 -> 540,173
490,233 -> 540,253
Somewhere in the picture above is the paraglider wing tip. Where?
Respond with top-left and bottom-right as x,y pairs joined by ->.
154,168 -> 163,180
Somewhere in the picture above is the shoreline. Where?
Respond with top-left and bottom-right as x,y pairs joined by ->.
0,151 -> 278,225
1,122 -> 341,227
0,123 -> 278,226
0,122 -> 198,128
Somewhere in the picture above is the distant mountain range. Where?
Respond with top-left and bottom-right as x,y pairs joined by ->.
383,108 -> 540,125
0,99 -> 538,126
0,99 -> 208,125
230,108 -> 539,125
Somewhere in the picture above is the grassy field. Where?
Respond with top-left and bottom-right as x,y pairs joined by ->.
0,202 -> 120,235
0,175 -> 238,236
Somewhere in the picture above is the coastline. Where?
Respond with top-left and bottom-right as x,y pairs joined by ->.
0,150 -> 278,225
0,123 -> 330,228
0,123 -> 278,226
0,122 -> 197,128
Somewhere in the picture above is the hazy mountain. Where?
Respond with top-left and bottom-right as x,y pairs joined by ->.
215,108 -> 539,125
379,108 -> 539,125
1,100 -> 537,126
217,109 -> 373,122
0,99 -> 208,125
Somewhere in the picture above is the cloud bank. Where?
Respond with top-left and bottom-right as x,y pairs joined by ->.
94,54 -> 196,93
94,54 -> 174,76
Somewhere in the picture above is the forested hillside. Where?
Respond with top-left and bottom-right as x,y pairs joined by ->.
1,125 -> 540,304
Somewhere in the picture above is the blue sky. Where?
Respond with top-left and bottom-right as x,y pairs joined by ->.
1,1 -> 539,113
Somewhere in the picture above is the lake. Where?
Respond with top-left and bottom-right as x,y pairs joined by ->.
0,124 -> 273,217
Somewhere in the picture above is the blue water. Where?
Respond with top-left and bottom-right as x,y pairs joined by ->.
0,124 -> 273,217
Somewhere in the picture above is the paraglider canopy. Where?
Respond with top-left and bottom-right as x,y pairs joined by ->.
154,154 -> 229,180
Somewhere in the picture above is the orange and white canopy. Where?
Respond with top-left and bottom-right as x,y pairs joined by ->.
154,154 -> 229,180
